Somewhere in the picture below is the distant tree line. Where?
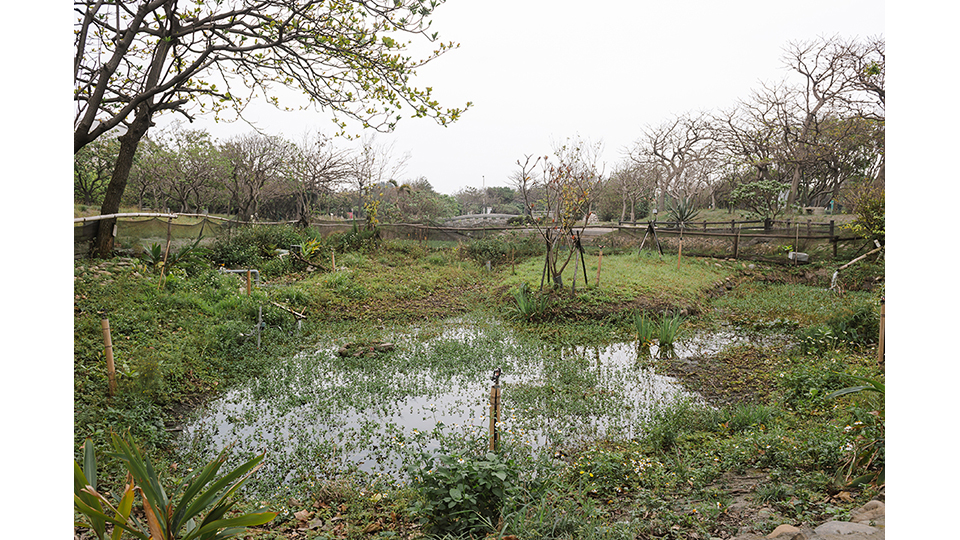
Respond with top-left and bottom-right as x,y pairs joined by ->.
76,34 -> 883,228
507,35 -> 884,223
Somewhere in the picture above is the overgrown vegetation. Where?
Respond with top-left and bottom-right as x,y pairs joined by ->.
75,233 -> 884,540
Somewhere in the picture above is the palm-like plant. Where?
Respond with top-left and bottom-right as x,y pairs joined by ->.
74,433 -> 276,540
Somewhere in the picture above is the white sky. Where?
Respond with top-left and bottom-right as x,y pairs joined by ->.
172,0 -> 885,195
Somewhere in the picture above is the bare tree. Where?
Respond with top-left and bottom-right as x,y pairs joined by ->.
222,133 -> 294,222
288,132 -> 350,225
74,136 -> 119,205
779,35 -> 866,209
628,114 -> 715,211
348,135 -> 409,221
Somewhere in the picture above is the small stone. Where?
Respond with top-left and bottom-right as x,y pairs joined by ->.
766,524 -> 800,538
850,500 -> 885,524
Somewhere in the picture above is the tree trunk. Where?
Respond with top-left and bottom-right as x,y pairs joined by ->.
94,110 -> 151,258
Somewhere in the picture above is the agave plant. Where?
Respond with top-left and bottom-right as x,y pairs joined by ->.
74,433 -> 276,540
666,197 -> 701,229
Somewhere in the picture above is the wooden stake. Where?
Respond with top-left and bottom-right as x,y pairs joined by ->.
101,319 -> 117,397
489,368 -> 502,452
596,247 -> 603,287
794,224 -> 800,266
332,249 -> 336,271
677,229 -> 683,269
246,269 -> 252,295
488,385 -> 500,451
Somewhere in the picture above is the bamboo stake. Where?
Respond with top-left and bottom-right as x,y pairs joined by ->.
837,246 -> 883,272
677,228 -> 683,269
157,217 -> 173,290
101,319 -> 117,397
332,249 -> 336,271
596,246 -> 603,286
270,301 -> 307,320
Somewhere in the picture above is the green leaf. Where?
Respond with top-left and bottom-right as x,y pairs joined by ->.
83,438 -> 98,491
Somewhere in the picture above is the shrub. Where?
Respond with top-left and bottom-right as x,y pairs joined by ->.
406,451 -> 520,536
777,362 -> 849,412
844,185 -> 884,245
209,225 -> 307,268
463,233 -> 543,267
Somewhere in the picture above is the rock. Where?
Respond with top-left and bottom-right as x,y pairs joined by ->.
814,521 -> 880,536
767,524 -> 800,538
850,500 -> 884,526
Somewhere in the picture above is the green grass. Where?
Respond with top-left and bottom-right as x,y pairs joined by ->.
499,250 -> 738,306
711,281 -> 878,328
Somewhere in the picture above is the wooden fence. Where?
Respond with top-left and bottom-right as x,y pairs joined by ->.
75,213 -> 862,262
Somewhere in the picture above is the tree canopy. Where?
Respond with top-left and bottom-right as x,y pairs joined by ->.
75,0 -> 469,256
75,0 -> 470,152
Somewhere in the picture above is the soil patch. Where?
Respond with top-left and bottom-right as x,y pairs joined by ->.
660,343 -> 788,407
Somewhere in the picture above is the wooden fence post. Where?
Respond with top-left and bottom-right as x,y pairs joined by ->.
101,319 -> 117,397
733,225 -> 741,259
676,229 -> 683,269
830,220 -> 837,258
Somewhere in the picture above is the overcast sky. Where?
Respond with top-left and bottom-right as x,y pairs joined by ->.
166,0 -> 885,196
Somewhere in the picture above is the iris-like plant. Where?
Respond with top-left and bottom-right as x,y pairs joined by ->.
828,374 -> 885,490
633,313 -> 657,348
74,433 -> 276,540
143,235 -> 203,274
656,314 -> 684,358
507,282 -> 552,321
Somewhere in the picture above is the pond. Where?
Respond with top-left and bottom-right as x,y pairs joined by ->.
176,316 -> 774,496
